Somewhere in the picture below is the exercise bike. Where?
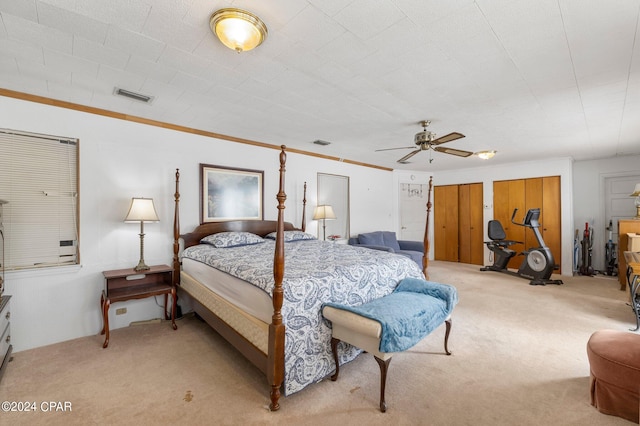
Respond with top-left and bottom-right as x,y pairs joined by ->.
480,208 -> 563,285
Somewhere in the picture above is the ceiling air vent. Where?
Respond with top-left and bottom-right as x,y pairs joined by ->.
113,87 -> 154,104
313,139 -> 331,146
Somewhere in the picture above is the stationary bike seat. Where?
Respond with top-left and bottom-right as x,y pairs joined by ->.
486,220 -> 521,247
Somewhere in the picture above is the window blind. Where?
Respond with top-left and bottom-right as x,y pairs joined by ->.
0,129 -> 79,270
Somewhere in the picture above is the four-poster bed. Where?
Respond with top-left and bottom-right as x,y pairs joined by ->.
172,146 -> 433,411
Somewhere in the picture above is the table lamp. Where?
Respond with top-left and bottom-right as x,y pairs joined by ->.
124,197 -> 159,271
313,205 -> 336,240
632,184 -> 640,219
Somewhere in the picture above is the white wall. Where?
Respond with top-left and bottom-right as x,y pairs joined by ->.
394,158 -> 575,275
1,96 -> 394,352
5,93 -> 635,353
573,155 -> 640,271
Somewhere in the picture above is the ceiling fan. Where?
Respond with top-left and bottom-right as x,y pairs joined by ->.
376,120 -> 473,163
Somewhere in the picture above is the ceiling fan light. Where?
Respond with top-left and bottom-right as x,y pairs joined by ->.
210,8 -> 267,53
476,150 -> 496,160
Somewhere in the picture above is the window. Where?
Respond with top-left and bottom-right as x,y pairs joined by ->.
0,129 -> 79,270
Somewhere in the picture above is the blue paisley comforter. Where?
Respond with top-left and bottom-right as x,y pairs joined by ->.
182,239 -> 424,395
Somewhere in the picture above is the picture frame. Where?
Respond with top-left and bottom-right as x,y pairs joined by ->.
199,164 -> 264,223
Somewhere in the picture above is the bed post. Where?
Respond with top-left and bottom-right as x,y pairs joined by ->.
423,176 -> 433,279
301,181 -> 307,232
173,169 -> 180,286
268,145 -> 287,411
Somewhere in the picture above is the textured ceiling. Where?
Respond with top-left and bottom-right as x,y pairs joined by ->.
0,0 -> 639,171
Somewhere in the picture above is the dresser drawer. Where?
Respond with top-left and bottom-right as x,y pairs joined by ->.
0,320 -> 9,359
0,298 -> 9,336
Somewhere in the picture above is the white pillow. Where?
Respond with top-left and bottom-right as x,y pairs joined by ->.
265,230 -> 317,242
200,231 -> 264,248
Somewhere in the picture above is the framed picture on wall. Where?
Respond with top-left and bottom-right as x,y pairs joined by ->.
200,164 -> 264,223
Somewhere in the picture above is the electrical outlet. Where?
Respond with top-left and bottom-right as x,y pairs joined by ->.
115,307 -> 127,315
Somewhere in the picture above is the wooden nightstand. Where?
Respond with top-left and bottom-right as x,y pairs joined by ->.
100,264 -> 176,348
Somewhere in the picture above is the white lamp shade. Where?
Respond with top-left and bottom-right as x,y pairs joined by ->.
313,205 -> 336,220
631,183 -> 640,197
124,198 -> 159,223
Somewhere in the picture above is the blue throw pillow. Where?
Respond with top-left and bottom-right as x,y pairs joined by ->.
358,232 -> 384,246
381,231 -> 401,251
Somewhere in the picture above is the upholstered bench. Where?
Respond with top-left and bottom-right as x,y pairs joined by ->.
322,278 -> 458,412
587,329 -> 640,423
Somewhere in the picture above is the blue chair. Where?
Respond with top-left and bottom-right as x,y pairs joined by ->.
348,231 -> 424,266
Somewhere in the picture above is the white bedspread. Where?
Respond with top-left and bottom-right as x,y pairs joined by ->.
182,239 -> 424,395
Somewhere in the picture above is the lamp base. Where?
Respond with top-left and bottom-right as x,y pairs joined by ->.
134,260 -> 150,272
134,225 -> 150,271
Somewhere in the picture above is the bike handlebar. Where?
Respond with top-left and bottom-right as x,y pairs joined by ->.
511,208 -> 520,225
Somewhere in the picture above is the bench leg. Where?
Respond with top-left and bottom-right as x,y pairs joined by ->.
330,337 -> 340,381
444,318 -> 452,355
374,356 -> 391,413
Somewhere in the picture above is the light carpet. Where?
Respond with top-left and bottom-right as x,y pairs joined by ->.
0,261 -> 636,425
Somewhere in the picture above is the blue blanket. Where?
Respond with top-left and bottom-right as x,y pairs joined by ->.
324,278 -> 458,353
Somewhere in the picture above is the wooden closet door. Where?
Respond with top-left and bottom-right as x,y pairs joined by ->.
459,183 -> 484,265
459,185 -> 471,264
494,177 -> 562,273
469,183 -> 484,265
494,179 -> 526,269
434,185 -> 459,262
542,176 -> 561,273
525,178 -> 543,252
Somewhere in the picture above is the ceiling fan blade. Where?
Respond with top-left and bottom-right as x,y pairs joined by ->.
434,146 -> 474,157
431,132 -> 465,145
375,146 -> 415,152
397,149 -> 421,163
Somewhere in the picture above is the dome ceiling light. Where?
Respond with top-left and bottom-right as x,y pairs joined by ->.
210,8 -> 268,53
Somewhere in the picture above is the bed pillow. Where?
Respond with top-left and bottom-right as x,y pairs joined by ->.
265,230 -> 317,242
200,231 -> 265,248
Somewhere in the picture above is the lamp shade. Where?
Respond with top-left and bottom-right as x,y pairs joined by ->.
210,8 -> 268,53
124,198 -> 159,223
631,183 -> 640,197
313,205 -> 336,221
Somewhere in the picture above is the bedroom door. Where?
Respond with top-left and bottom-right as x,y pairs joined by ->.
399,183 -> 428,242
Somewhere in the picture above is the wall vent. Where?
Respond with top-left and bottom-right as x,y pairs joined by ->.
113,87 -> 154,104
313,139 -> 331,146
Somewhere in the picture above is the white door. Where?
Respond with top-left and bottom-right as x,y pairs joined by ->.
399,183 -> 428,241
